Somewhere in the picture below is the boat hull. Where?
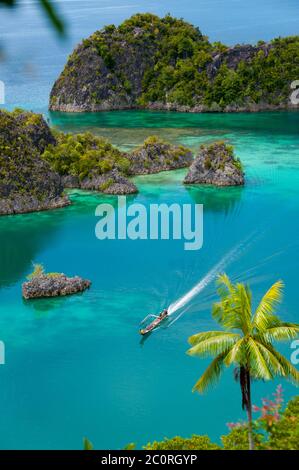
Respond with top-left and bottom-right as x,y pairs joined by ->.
139,311 -> 168,335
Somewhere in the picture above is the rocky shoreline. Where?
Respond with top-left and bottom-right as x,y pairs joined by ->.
62,169 -> 138,195
0,194 -> 70,216
22,274 -> 91,299
49,101 -> 298,114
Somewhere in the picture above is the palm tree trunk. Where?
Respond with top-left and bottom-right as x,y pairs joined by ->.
239,367 -> 254,450
246,371 -> 254,451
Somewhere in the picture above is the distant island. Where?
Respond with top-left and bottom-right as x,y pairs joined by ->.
49,13 -> 299,113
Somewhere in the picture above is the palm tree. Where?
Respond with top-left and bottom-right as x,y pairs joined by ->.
187,274 -> 299,450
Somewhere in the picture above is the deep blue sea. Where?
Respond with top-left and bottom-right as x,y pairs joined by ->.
0,0 -> 299,450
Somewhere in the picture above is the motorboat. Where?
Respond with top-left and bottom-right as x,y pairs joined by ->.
139,309 -> 168,335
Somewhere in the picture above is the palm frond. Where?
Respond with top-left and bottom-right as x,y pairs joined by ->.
216,273 -> 235,293
192,352 -> 227,393
212,301 -> 243,330
253,280 -> 284,331
246,338 -> 273,380
258,324 -> 299,343
265,346 -> 299,385
188,331 -> 233,346
187,333 -> 240,358
212,275 -> 253,333
235,282 -> 252,334
253,340 -> 285,376
224,338 -> 245,366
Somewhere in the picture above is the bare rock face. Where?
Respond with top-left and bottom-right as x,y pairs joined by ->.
128,137 -> 193,175
22,274 -> 91,299
184,142 -> 245,187
61,175 -> 80,189
206,44 -> 272,79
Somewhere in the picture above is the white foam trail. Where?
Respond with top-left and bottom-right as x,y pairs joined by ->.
167,242 -> 245,316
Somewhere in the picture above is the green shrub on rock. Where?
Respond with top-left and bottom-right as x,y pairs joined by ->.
42,131 -> 130,180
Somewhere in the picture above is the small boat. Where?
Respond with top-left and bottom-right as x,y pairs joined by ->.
139,309 -> 169,335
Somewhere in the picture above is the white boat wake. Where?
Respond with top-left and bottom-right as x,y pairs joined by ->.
167,239 -> 250,316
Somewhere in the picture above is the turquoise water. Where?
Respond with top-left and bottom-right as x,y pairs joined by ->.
1,0 -> 299,451
0,111 -> 299,449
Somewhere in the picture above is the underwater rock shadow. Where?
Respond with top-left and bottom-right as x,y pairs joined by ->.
185,184 -> 244,214
22,290 -> 87,315
0,211 -> 67,289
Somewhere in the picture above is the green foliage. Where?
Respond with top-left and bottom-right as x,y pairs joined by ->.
265,396 -> 299,450
83,14 -> 212,108
0,108 -> 59,205
141,135 -> 191,160
123,443 -> 136,450
221,425 -> 264,450
205,36 -> 299,107
83,437 -> 94,450
129,135 -> 192,173
42,131 -> 129,180
143,135 -> 161,146
75,14 -> 299,109
199,141 -> 243,172
0,109 -> 62,210
223,391 -> 299,450
26,263 -> 45,280
26,263 -> 61,280
144,435 -> 221,450
116,157 -> 131,175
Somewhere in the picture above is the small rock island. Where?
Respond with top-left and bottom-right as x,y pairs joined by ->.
128,136 -> 193,175
22,264 -> 91,299
184,141 -> 245,186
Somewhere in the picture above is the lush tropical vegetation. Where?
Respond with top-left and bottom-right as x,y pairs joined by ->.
42,131 -> 193,179
42,131 -> 131,180
187,275 -> 299,450
198,141 -> 243,172
0,109 -> 65,213
52,13 -> 299,110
